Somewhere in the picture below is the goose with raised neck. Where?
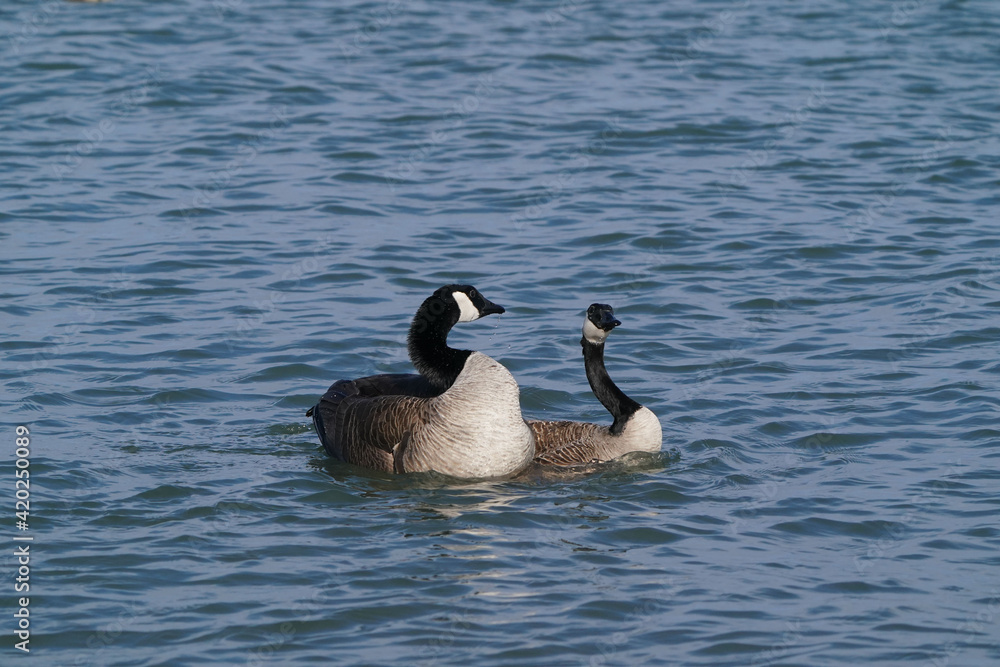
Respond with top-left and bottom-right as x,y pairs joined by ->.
528,303 -> 662,465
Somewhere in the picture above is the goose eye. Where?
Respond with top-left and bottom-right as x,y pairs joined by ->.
468,288 -> 478,299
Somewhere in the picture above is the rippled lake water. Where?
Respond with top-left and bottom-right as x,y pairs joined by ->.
3,0 -> 999,664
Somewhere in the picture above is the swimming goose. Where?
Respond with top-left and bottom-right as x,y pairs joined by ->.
307,285 -> 535,478
529,304 -> 662,465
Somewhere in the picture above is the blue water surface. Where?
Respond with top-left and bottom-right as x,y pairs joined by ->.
2,0 -> 999,665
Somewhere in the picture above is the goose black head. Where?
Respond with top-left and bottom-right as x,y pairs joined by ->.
410,284 -> 505,336
408,285 -> 505,391
582,303 -> 620,345
448,284 -> 505,322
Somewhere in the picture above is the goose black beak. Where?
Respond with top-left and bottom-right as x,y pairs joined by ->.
600,311 -> 621,331
480,299 -> 505,317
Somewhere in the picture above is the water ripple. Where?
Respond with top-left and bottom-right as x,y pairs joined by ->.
3,0 -> 998,665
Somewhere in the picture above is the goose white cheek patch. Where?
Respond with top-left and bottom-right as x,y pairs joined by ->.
583,318 -> 609,344
453,291 -> 480,322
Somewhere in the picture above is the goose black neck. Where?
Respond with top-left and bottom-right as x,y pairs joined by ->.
407,295 -> 471,391
582,336 -> 641,435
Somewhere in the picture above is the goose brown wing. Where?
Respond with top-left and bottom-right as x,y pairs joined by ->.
534,440 -> 599,466
528,420 -> 602,466
311,379 -> 432,471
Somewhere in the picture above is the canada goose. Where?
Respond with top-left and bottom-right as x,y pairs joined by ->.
307,285 -> 535,478
529,304 -> 662,465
